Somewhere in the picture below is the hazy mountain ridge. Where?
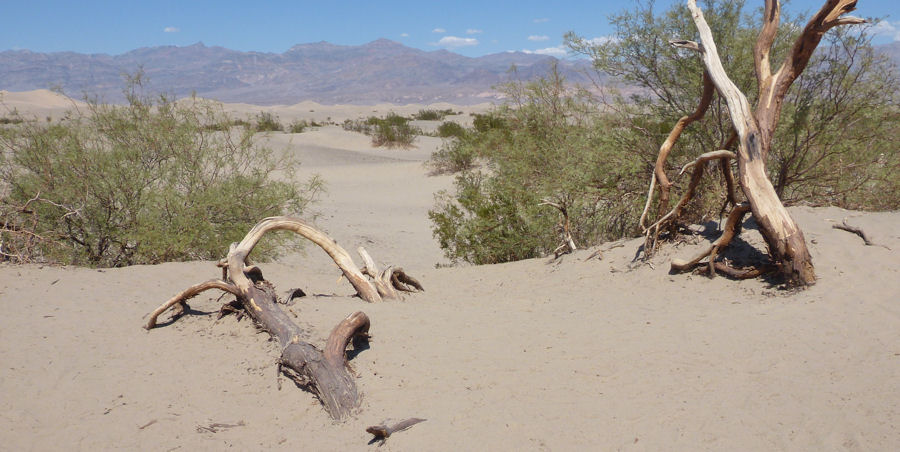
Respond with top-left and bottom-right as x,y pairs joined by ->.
0,39 -> 593,105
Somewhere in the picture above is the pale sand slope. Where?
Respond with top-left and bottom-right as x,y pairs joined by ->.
1,92 -> 899,451
0,89 -> 88,120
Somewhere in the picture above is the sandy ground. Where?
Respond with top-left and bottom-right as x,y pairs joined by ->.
1,92 -> 899,451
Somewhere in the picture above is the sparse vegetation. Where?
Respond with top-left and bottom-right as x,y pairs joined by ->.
413,108 -> 456,121
0,78 -> 322,266
289,119 -> 310,133
0,116 -> 25,125
429,67 -> 646,264
343,113 -> 420,148
436,121 -> 466,139
254,111 -> 283,132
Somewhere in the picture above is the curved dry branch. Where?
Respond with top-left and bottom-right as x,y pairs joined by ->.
144,279 -> 240,329
639,69 -> 715,230
643,150 -> 736,254
678,150 -> 735,175
324,311 -> 371,367
229,217 -> 381,302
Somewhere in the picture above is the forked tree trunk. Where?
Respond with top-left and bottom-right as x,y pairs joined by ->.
678,0 -> 864,286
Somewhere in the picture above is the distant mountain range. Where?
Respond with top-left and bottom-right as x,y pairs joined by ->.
2,39 -> 897,106
0,39 -> 595,105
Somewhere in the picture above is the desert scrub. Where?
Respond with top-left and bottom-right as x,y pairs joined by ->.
343,113 -> 420,148
254,111 -> 283,132
288,119 -> 312,133
413,108 -> 455,121
0,83 -> 322,266
436,121 -> 466,139
429,68 -> 646,264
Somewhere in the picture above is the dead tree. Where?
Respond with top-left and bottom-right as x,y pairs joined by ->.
641,0 -> 865,286
144,216 -> 422,420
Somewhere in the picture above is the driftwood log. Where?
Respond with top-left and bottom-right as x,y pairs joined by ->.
641,0 -> 865,286
144,216 -> 422,420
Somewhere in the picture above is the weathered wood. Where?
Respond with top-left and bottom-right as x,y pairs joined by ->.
358,246 -> 399,299
639,69 -> 715,231
145,216 -> 429,420
232,217 -> 381,302
144,279 -> 240,329
832,218 -> 889,249
645,150 -> 736,242
671,203 -> 751,274
683,0 -> 857,286
367,418 -> 427,441
540,198 -> 578,256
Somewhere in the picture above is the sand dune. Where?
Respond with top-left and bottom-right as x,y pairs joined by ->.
1,89 -> 88,119
1,92 -> 898,450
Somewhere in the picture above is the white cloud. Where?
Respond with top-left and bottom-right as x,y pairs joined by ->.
466,29 -> 483,35
434,36 -> 479,48
163,26 -> 179,33
400,33 -> 409,37
522,46 -> 568,57
533,18 -> 549,23
528,35 -> 549,42
873,20 -> 900,41
432,28 -> 446,33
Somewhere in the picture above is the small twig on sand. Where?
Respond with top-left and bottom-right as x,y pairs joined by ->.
832,218 -> 890,250
367,418 -> 426,444
138,419 -> 158,430
196,420 -> 246,433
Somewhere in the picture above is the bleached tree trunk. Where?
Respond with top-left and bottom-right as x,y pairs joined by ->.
680,0 -> 864,286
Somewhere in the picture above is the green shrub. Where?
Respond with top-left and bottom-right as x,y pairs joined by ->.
343,113 -> 420,148
414,109 -> 455,121
472,112 -> 507,133
254,111 -> 283,132
0,83 -> 322,266
0,116 -> 24,125
289,119 -> 310,134
429,68 -> 646,264
436,121 -> 466,139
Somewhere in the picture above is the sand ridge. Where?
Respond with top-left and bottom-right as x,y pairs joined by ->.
0,91 -> 898,451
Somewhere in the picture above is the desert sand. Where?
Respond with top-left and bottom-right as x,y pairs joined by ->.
1,93 -> 898,451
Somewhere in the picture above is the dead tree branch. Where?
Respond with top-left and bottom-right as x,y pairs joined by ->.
145,216 -> 422,420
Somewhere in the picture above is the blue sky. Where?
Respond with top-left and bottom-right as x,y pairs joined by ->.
1,0 -> 898,57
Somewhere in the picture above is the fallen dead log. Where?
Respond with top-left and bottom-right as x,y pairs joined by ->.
144,216 -> 422,420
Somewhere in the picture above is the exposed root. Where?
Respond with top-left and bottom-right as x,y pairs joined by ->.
670,203 -> 751,276
696,262 -> 775,279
